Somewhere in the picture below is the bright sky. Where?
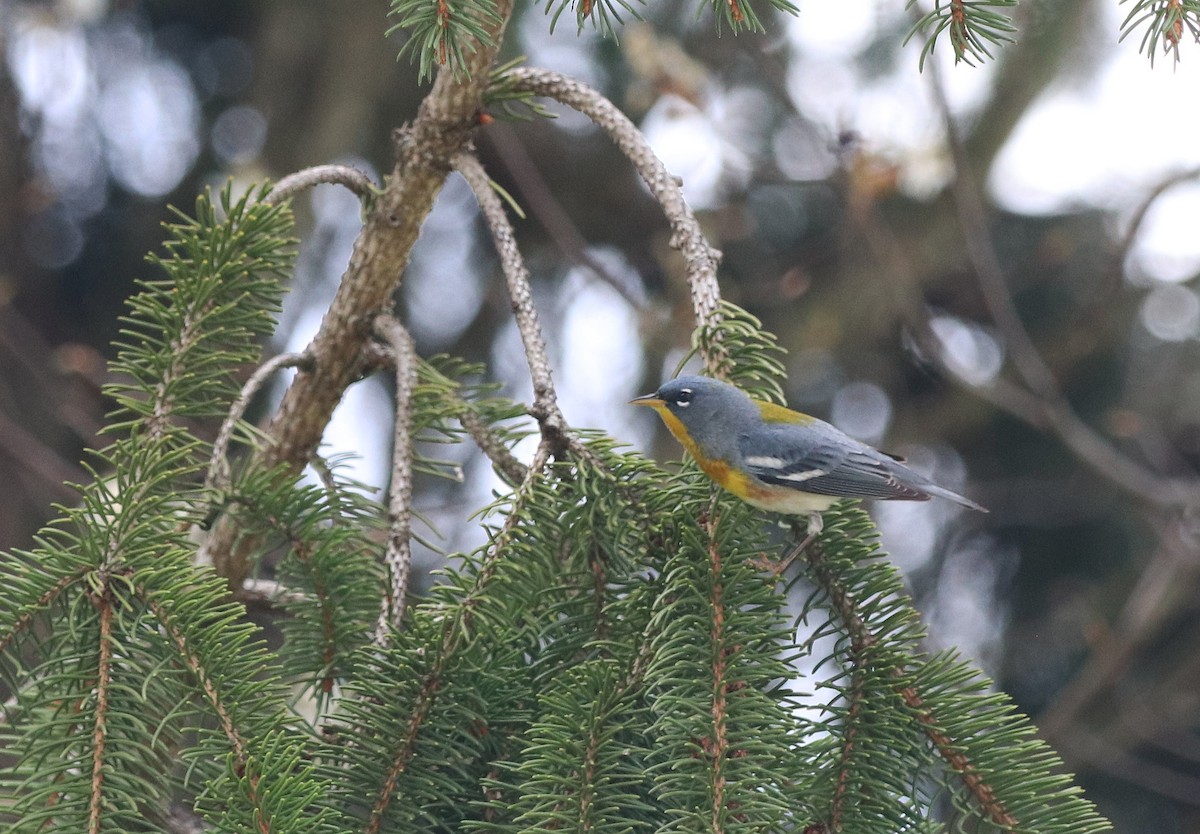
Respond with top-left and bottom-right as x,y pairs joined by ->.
643,0 -> 1200,284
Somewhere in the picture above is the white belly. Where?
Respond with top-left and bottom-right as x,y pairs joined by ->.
739,485 -> 839,516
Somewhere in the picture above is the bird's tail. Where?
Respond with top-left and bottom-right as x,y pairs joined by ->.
923,483 -> 987,513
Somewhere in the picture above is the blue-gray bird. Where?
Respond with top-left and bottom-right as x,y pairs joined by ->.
631,375 -> 986,535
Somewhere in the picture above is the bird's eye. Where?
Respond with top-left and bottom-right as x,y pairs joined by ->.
675,389 -> 693,407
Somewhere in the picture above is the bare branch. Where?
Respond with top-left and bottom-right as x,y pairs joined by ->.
930,71 -> 1060,403
266,164 -> 377,206
373,315 -> 418,641
1039,514 -> 1200,742
1113,166 -> 1200,281
484,123 -> 649,310
204,352 -> 311,497
924,69 -> 1200,509
501,67 -> 729,376
453,151 -> 569,451
362,340 -> 529,485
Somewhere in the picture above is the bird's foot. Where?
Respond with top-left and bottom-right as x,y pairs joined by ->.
758,513 -> 822,577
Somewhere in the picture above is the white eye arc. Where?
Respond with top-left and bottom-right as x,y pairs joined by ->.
676,388 -> 693,407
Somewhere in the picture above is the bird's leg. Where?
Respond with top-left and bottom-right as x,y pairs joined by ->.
768,513 -> 823,576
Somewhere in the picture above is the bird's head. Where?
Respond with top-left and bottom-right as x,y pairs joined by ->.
630,375 -> 754,444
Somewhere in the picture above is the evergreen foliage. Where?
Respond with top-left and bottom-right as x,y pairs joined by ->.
387,0 -> 801,83
387,0 -> 1200,75
8,0 -> 1200,828
905,0 -> 1018,69
1119,0 -> 1200,64
0,179 -> 1113,831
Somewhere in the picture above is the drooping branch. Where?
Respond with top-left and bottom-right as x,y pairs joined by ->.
362,339 -> 529,485
203,352 -> 311,498
266,165 -> 377,206
453,151 -> 569,452
458,407 -> 528,484
500,67 -> 729,377
373,315 -> 418,641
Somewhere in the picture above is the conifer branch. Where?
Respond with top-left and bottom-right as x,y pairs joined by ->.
366,438 -> 554,832
0,569 -> 88,656
148,307 -> 207,442
830,667 -> 865,833
453,152 -> 568,454
266,165 -> 377,206
499,67 -> 729,377
365,655 -> 441,834
88,582 -> 114,834
801,540 -> 1019,829
579,712 -> 602,830
1120,0 -> 1200,64
905,0 -> 1017,69
307,454 -> 348,521
705,515 -> 730,832
373,315 -> 418,641
146,596 -> 249,765
459,408 -> 529,484
148,591 -> 282,832
236,495 -> 339,695
589,542 -> 608,640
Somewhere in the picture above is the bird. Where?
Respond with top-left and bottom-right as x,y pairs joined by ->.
631,375 -> 985,546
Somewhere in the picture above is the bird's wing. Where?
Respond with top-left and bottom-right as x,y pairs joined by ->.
738,425 -> 931,501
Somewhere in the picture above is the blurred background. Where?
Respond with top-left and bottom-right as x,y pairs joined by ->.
3,0 -> 1200,829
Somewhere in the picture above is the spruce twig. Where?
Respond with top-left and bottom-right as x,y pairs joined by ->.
365,437 -> 555,832
801,539 -> 1020,829
87,581 -> 114,834
0,569 -> 88,655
